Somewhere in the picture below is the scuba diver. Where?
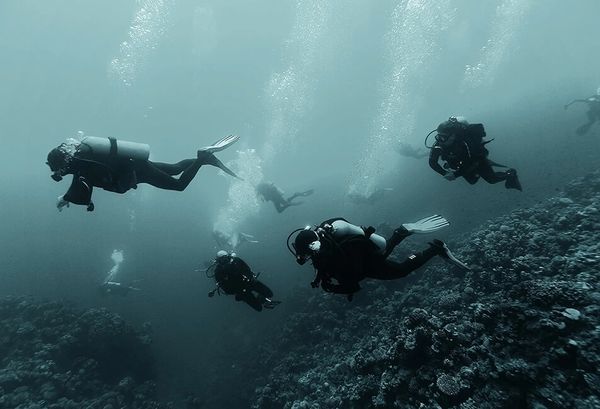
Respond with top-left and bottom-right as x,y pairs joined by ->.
47,134 -> 240,212
395,141 -> 429,159
99,281 -> 141,297
427,116 -> 522,191
255,181 -> 314,213
564,88 -> 600,135
287,216 -> 468,301
212,230 -> 259,251
347,188 -> 393,206
205,251 -> 281,312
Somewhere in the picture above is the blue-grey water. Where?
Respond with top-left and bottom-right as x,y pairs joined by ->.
1,0 -> 599,407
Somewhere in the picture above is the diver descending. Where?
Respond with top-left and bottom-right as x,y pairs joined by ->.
427,117 -> 522,191
47,135 -> 240,212
205,251 -> 281,312
255,181 -> 314,213
564,89 -> 600,135
287,216 -> 468,301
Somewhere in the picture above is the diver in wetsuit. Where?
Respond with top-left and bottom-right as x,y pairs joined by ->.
255,181 -> 314,213
428,117 -> 521,191
564,89 -> 600,135
395,142 -> 429,159
46,135 -> 240,211
288,216 -> 468,301
99,281 -> 141,297
206,251 -> 280,312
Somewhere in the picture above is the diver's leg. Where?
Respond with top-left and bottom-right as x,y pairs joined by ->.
250,280 -> 274,298
237,291 -> 263,311
462,172 -> 480,185
383,226 -> 411,258
287,190 -> 314,201
366,246 -> 439,280
478,160 -> 507,184
150,159 -> 196,176
274,202 -> 288,213
136,159 -> 203,191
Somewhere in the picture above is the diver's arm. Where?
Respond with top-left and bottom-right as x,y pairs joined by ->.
428,147 -> 448,176
564,99 -> 588,109
63,175 -> 95,211
321,279 -> 361,295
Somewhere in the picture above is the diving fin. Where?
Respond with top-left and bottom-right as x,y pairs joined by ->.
402,215 -> 449,234
505,169 -> 522,191
199,134 -> 240,153
429,239 -> 470,270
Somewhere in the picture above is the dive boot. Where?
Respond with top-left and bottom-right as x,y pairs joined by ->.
429,239 -> 470,270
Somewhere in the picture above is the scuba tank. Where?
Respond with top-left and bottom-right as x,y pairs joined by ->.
78,136 -> 150,161
326,220 -> 386,255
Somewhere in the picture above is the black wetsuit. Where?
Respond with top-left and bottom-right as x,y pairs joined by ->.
310,219 -> 439,298
429,124 -> 509,185
214,257 -> 274,311
62,155 -> 204,210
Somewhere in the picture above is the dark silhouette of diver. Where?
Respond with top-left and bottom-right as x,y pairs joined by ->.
287,216 -> 468,301
206,251 -> 280,311
47,135 -> 240,211
255,181 -> 314,213
99,281 -> 141,297
565,90 -> 600,135
427,116 -> 521,191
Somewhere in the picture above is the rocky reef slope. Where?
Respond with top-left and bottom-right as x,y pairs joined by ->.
252,171 -> 600,409
0,298 -> 169,409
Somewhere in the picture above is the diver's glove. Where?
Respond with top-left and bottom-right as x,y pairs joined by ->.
444,172 -> 457,181
402,215 -> 449,234
56,195 -> 70,212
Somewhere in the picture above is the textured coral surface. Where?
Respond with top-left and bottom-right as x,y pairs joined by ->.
252,171 -> 600,409
0,298 -> 170,409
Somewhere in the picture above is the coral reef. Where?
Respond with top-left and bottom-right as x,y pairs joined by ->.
0,297 -> 170,409
252,171 -> 600,408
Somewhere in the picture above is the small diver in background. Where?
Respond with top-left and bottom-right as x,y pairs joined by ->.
346,187 -> 393,206
255,181 -> 314,213
47,134 -> 240,212
212,230 -> 259,251
287,215 -> 468,301
427,116 -> 522,191
206,251 -> 281,312
564,88 -> 600,135
395,141 -> 429,159
98,249 -> 141,297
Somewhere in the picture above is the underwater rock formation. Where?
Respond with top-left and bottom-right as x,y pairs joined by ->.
0,297 -> 170,409
252,171 -> 600,408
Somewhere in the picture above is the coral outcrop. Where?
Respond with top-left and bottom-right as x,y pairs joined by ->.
252,171 -> 600,408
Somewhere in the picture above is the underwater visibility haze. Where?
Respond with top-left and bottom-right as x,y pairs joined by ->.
1,0 -> 600,407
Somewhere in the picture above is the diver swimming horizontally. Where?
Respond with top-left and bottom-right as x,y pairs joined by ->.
564,88 -> 600,135
212,230 -> 259,251
395,141 -> 429,159
288,216 -> 468,301
47,134 -> 240,212
427,117 -> 522,191
205,251 -> 281,312
255,181 -> 314,213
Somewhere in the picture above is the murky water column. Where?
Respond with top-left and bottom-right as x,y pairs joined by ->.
212,149 -> 264,242
348,0 -> 455,197
108,0 -> 171,87
213,1 -> 333,239
262,0 -> 333,163
461,0 -> 532,92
